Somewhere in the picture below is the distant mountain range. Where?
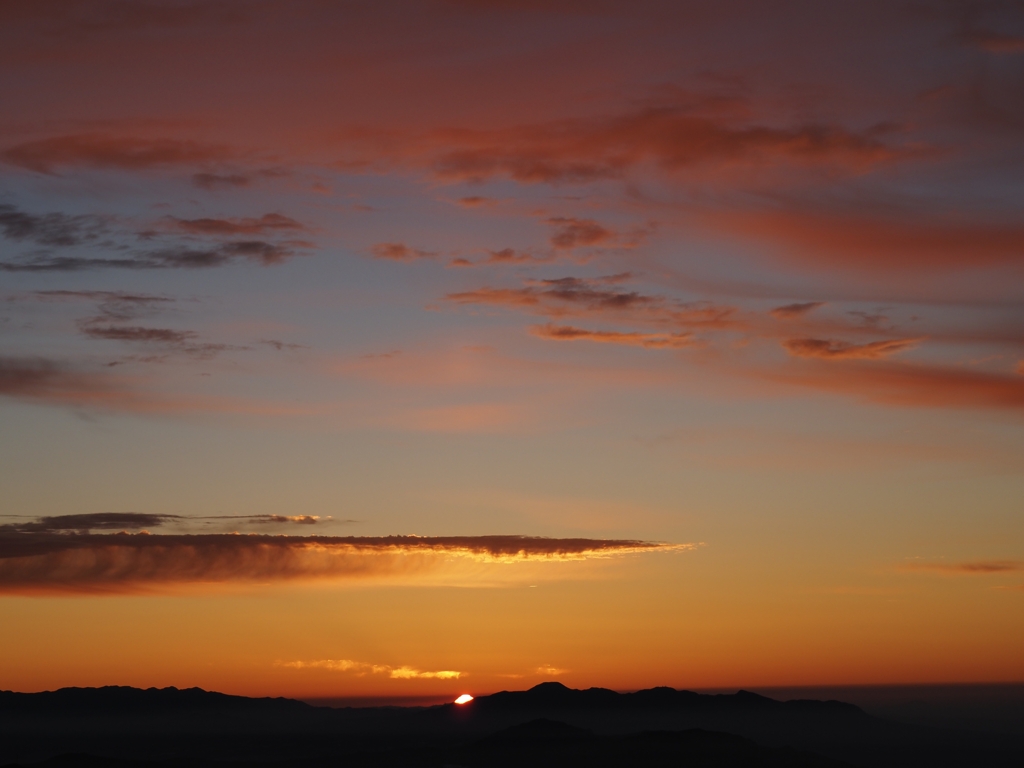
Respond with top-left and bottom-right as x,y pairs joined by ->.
1,682 -> 1022,768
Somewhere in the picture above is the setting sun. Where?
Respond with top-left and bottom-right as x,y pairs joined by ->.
454,694 -> 474,705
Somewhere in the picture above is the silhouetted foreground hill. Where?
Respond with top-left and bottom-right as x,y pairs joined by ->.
3,719 -> 849,768
2,683 -> 1022,768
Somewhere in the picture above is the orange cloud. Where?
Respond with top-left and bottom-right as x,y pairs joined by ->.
372,242 -> 435,261
531,323 -> 694,349
768,360 -> 1024,411
0,532 -> 683,594
484,248 -> 551,265
703,208 -> 1024,271
782,337 -> 919,360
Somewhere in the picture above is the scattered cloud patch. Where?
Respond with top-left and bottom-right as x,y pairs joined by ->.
547,217 -> 613,249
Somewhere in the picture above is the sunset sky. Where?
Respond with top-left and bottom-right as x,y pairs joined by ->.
1,0 -> 1023,701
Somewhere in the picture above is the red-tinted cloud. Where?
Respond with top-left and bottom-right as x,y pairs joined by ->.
372,242 -> 435,261
547,217 -> 614,249
165,213 -> 305,236
770,302 -> 824,319
769,360 -> 1024,411
702,208 -> 1024,271
419,105 -> 906,184
2,134 -> 232,174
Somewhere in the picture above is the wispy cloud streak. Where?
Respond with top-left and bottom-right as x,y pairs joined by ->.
279,659 -> 462,679
0,533 -> 687,594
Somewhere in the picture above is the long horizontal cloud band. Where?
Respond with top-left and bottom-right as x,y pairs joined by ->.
0,534 -> 685,593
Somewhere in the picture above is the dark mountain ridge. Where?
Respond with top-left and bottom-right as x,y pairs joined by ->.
1,682 -> 1021,768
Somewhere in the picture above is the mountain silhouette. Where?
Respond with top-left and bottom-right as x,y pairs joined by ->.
1,682 -> 1022,768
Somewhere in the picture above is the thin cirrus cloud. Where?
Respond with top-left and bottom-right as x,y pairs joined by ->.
530,323 -> 695,350
192,172 -> 251,190
0,356 -> 322,417
279,659 -> 461,680
0,241 -> 299,272
77,324 -> 238,360
27,290 -> 243,362
0,531 -> 687,594
901,560 -> 1023,574
447,275 -> 737,331
162,213 -> 307,236
781,337 -> 919,361
0,512 -> 335,533
770,302 -> 824,320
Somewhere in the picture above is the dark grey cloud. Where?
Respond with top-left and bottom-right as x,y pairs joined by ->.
166,213 -> 306,236
0,203 -> 109,247
35,290 -> 173,322
0,240 -> 297,271
77,323 -> 242,360
0,202 -> 305,271
260,339 -> 308,351
2,513 -> 181,533
0,512 -> 342,535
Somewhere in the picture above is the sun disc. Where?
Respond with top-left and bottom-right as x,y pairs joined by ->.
454,694 -> 473,704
